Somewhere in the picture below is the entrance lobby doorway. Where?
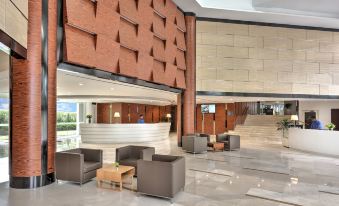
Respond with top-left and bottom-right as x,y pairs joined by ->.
0,44 -> 10,183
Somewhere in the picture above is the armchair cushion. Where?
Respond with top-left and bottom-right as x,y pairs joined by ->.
83,161 -> 102,173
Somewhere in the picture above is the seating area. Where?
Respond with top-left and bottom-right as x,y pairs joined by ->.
55,145 -> 186,202
182,133 -> 241,154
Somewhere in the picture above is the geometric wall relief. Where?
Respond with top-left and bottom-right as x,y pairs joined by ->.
63,0 -> 187,89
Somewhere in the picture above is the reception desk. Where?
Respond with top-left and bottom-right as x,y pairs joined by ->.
289,128 -> 339,156
80,123 -> 171,144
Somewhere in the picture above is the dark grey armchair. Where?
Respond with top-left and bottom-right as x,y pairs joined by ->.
115,145 -> 155,175
217,134 -> 240,151
182,135 -> 208,154
55,148 -> 103,185
137,154 -> 185,202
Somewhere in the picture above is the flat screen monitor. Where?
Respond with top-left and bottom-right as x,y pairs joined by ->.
201,104 -> 215,113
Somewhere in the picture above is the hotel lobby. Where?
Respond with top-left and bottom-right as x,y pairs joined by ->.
2,0 -> 339,205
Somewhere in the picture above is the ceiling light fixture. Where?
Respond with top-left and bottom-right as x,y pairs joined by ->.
110,87 -> 114,90
79,83 -> 84,86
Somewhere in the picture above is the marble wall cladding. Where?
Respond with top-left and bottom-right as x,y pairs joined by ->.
2,0 -> 28,48
196,20 -> 339,95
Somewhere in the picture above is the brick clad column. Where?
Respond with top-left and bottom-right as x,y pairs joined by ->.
10,0 -> 57,189
182,13 -> 196,137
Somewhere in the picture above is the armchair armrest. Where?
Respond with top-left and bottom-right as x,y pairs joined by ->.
116,146 -> 131,162
55,152 -> 84,183
140,147 -> 155,161
81,148 -> 103,163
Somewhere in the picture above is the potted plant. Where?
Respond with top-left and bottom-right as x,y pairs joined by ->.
86,114 -> 92,123
326,123 -> 336,131
113,162 -> 119,171
277,119 -> 291,147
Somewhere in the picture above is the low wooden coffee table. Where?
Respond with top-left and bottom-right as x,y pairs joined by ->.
96,164 -> 135,191
208,142 -> 224,152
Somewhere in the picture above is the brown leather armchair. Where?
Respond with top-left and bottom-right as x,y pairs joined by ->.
55,148 -> 103,185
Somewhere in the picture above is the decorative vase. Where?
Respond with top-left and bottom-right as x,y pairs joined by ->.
88,118 -> 91,124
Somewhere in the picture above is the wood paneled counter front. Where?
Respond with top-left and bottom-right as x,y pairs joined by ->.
80,123 -> 171,144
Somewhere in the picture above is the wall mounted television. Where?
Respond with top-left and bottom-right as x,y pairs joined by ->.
201,104 -> 215,113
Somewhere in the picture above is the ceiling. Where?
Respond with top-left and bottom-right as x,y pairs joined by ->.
57,70 -> 178,105
173,0 -> 339,29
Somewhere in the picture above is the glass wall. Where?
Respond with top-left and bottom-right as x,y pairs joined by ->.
0,44 -> 10,183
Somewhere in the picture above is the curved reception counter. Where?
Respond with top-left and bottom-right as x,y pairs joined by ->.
289,128 -> 339,156
80,123 -> 171,144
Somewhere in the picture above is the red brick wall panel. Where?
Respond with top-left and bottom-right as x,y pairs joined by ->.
137,27 -> 153,54
119,19 -> 138,50
153,14 -> 166,39
165,41 -> 177,65
164,63 -> 177,87
137,54 -> 153,81
176,10 -> 186,32
152,0 -> 166,16
64,25 -> 96,68
119,47 -> 138,77
153,37 -> 166,62
176,29 -> 187,51
138,0 -> 153,29
95,36 -> 119,73
95,0 -> 119,40
175,69 -> 186,89
152,60 -> 166,84
119,0 -> 138,23
64,0 -> 95,31
176,49 -> 186,70
63,0 -> 188,89
165,0 -> 177,24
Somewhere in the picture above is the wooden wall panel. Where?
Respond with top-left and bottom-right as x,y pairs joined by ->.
63,0 -> 188,89
145,106 -> 153,123
196,105 -> 202,133
203,113 -> 214,135
130,104 -> 139,123
121,103 -> 130,123
226,103 -> 236,130
153,106 -> 160,123
215,104 -> 226,135
97,103 -> 111,124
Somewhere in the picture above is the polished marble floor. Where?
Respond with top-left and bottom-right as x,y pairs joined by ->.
1,134 -> 339,205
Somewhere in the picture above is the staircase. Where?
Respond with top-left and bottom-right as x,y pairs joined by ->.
230,115 -> 291,146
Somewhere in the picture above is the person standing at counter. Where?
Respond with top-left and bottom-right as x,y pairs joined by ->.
310,115 -> 323,130
138,114 -> 145,123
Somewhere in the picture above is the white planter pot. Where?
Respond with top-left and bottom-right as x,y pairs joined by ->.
282,137 -> 289,148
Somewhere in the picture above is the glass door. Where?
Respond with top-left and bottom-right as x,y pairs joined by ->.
0,44 -> 10,183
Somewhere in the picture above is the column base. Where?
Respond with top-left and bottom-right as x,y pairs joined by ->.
10,173 -> 55,189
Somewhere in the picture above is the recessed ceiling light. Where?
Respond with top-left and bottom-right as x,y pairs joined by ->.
110,87 -> 114,90
79,83 -> 84,86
